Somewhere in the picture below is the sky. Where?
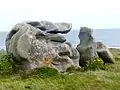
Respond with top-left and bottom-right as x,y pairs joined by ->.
0,0 -> 120,31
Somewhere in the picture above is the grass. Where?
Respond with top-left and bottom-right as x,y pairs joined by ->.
0,48 -> 120,90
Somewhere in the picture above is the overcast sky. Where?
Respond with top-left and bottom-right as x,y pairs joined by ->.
0,0 -> 120,31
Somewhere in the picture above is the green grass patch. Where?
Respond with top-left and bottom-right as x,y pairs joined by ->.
0,48 -> 120,90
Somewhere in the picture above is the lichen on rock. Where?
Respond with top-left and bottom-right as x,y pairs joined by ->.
5,21 -> 80,72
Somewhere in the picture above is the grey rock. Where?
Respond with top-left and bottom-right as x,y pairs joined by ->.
27,21 -> 57,31
27,21 -> 72,34
5,21 -> 79,72
36,31 -> 66,42
66,42 -> 80,68
76,27 -> 98,67
96,42 -> 115,64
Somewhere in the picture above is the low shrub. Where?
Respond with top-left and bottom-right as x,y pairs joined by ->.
0,51 -> 14,74
34,67 -> 59,78
115,56 -> 120,61
84,57 -> 105,71
19,67 -> 59,79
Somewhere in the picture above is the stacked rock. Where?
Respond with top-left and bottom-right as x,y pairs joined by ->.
5,21 -> 80,72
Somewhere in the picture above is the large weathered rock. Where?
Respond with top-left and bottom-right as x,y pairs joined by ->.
76,27 -> 98,67
6,21 -> 79,72
96,42 -> 115,64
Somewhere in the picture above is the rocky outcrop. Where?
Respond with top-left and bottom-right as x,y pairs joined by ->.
6,21 -> 115,72
96,42 -> 115,64
5,21 -> 79,72
76,27 -> 98,67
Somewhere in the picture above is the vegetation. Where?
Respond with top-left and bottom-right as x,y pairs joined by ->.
84,57 -> 105,71
0,48 -> 120,90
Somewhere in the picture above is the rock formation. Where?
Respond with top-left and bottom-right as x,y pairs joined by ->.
6,21 -> 115,72
76,27 -> 115,67
5,21 -> 80,72
76,27 -> 98,67
96,42 -> 115,64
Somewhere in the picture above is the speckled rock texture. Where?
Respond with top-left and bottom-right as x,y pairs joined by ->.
5,21 -> 80,72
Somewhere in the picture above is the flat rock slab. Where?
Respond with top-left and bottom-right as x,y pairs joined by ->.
27,21 -> 72,34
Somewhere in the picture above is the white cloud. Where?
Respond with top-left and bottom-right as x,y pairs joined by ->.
0,0 -> 120,31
